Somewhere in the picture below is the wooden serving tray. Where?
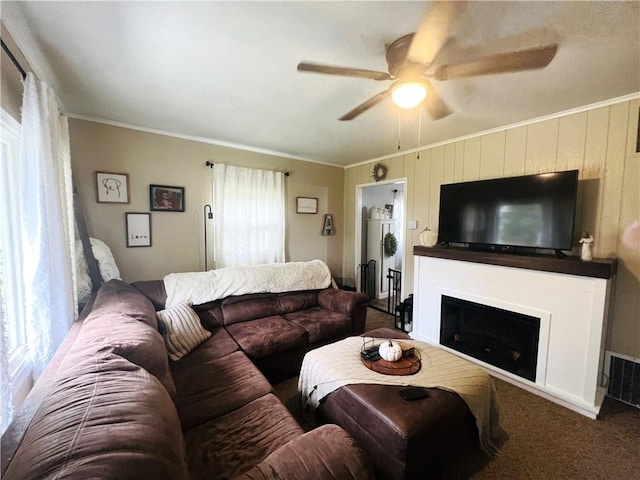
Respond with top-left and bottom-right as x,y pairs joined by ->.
360,341 -> 421,376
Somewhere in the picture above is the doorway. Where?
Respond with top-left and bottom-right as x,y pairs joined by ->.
355,179 -> 407,315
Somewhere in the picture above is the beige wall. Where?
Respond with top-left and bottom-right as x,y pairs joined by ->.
344,98 -> 640,358
69,119 -> 344,282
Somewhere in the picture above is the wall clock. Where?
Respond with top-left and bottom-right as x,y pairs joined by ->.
372,163 -> 388,182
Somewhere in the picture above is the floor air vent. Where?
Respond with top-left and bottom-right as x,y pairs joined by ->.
606,352 -> 640,408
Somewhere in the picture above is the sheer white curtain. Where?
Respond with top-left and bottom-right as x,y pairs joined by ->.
213,164 -> 285,268
0,253 -> 10,431
19,73 -> 77,377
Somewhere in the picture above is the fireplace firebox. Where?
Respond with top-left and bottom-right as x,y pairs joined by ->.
440,295 -> 540,382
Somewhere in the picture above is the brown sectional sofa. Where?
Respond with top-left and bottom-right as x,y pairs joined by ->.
1,279 -> 373,480
136,278 -> 370,382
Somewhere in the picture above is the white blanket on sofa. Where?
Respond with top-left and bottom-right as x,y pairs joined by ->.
163,260 -> 332,307
298,336 -> 506,456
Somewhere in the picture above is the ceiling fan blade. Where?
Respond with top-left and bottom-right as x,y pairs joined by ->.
406,1 -> 467,65
424,83 -> 452,120
297,62 -> 392,81
339,91 -> 389,121
433,44 -> 558,80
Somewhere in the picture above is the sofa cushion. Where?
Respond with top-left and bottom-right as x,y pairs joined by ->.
3,353 -> 189,480
68,280 -> 178,396
172,350 -> 273,431
109,315 -> 178,398
285,306 -> 351,344
67,310 -> 177,398
193,300 -> 225,329
171,327 -> 239,372
184,393 -> 303,480
276,290 -> 319,314
221,293 -> 280,326
237,424 -> 374,480
157,303 -> 212,361
90,279 -> 159,329
226,315 -> 307,358
132,279 -> 168,310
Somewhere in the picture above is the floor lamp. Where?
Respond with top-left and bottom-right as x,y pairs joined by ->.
203,204 -> 212,270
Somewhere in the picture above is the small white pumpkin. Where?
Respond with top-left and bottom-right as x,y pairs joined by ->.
379,340 -> 402,362
420,228 -> 438,247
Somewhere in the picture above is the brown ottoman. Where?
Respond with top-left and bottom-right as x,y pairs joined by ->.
316,328 -> 478,480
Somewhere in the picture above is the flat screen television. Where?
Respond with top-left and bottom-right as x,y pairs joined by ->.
437,170 -> 579,254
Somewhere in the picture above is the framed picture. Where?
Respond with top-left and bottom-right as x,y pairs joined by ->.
322,213 -> 335,235
95,171 -> 130,203
296,197 -> 318,214
126,212 -> 151,247
150,184 -> 185,212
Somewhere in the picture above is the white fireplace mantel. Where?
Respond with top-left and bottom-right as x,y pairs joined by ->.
412,246 -> 617,419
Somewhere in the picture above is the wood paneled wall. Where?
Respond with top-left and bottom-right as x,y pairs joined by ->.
344,97 -> 640,358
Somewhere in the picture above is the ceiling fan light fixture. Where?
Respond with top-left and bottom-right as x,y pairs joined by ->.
390,81 -> 427,109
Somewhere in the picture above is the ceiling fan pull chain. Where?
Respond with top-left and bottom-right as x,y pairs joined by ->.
417,107 -> 423,159
397,112 -> 402,151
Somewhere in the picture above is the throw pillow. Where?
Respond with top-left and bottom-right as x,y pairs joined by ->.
156,303 -> 211,361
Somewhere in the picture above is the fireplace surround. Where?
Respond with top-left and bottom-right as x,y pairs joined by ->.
412,246 -> 616,418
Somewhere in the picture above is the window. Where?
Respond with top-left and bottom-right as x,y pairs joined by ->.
1,108 -> 32,432
213,164 -> 285,268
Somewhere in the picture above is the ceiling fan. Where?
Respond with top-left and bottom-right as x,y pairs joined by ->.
297,2 -> 558,121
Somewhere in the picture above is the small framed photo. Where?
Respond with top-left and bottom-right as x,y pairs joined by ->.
96,171 -> 130,203
385,204 -> 394,219
126,212 -> 151,247
150,184 -> 185,212
322,214 -> 335,236
296,197 -> 318,214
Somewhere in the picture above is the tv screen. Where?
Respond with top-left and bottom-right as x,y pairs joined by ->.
437,170 -> 579,252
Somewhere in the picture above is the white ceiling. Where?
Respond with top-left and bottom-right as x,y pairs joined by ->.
2,1 -> 639,166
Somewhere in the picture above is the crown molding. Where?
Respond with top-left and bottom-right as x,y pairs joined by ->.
347,92 -> 640,169
67,113 -> 342,168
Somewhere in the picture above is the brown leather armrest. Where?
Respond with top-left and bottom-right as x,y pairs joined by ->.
235,424 -> 373,480
317,288 -> 368,315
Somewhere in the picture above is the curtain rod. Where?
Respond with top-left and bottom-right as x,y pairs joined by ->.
1,37 -> 27,80
205,160 -> 290,176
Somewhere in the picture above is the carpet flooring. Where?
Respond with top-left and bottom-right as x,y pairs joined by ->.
273,307 -> 640,479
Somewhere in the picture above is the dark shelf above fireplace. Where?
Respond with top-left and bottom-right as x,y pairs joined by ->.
413,245 -> 617,279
